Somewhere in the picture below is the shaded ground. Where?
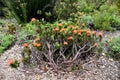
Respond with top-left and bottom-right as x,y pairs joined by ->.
0,31 -> 120,80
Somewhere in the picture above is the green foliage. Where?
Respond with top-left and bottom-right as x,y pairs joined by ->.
77,0 -> 107,13
17,21 -> 39,44
22,47 -> 31,64
2,0 -> 56,23
116,0 -> 120,14
107,37 -> 120,60
54,0 -> 78,20
0,32 -> 14,53
93,4 -> 118,30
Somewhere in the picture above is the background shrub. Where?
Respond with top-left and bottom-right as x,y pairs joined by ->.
54,0 -> 78,20
93,3 -> 119,30
107,37 -> 120,60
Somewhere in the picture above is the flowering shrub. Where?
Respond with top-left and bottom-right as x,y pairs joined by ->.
21,20 -> 102,71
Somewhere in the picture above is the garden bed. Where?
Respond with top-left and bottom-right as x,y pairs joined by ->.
0,30 -> 120,80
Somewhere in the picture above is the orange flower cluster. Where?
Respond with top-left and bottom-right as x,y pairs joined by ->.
58,23 -> 62,27
67,36 -> 73,40
8,59 -> 14,65
31,18 -> 36,22
22,43 -> 29,47
73,29 -> 78,34
86,31 -> 91,37
64,41 -> 68,45
53,28 -> 59,31
94,42 -> 98,47
33,38 -> 41,47
33,42 -> 41,47
60,28 -> 65,32
98,32 -> 103,37
72,29 -> 96,37
81,23 -> 85,27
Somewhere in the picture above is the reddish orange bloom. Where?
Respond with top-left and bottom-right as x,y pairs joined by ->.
58,23 -> 62,27
79,29 -> 86,33
33,42 -> 41,47
73,29 -> 78,34
98,32 -> 103,37
86,31 -> 91,37
94,43 -> 98,47
52,28 -> 59,31
67,36 -> 73,40
22,43 -> 29,47
60,28 -> 65,32
78,32 -> 81,35
82,23 -> 85,27
8,59 -> 14,65
86,30 -> 91,34
64,41 -> 68,45
31,18 -> 36,22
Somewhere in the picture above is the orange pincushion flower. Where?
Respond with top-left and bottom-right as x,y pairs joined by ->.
94,43 -> 98,47
81,23 -> 85,27
86,30 -> 91,34
79,29 -> 86,33
67,36 -> 73,40
78,32 -> 81,35
73,29 -> 78,34
8,59 -> 14,65
22,43 -> 29,47
52,28 -> 59,31
31,18 -> 36,22
58,23 -> 62,27
60,28 -> 65,32
98,32 -> 103,37
86,31 -> 91,37
33,42 -> 41,47
64,41 -> 68,45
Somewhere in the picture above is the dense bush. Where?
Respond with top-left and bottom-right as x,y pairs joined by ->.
93,3 -> 119,30
107,37 -> 120,60
21,19 -> 102,70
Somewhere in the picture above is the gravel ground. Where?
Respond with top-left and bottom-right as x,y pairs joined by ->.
0,31 -> 120,80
